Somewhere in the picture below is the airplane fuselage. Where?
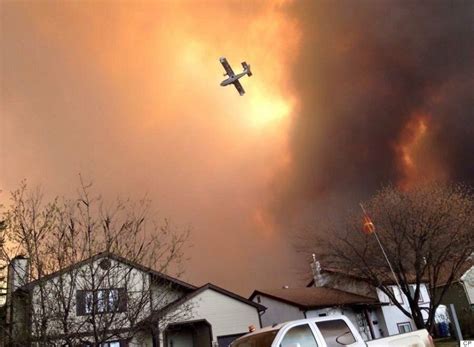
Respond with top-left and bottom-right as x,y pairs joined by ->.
220,71 -> 248,86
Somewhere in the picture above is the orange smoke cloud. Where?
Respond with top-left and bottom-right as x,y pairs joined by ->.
1,0 -> 302,293
395,113 -> 447,189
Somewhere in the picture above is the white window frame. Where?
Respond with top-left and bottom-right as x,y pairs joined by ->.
409,285 -> 424,303
397,322 -> 412,334
389,286 -> 404,305
82,289 -> 122,315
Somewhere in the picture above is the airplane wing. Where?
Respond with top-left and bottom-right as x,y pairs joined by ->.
233,80 -> 245,96
220,57 -> 235,77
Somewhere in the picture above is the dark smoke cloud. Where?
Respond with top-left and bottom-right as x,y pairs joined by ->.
271,0 -> 474,227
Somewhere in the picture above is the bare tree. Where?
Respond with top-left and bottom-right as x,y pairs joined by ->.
0,179 -> 192,345
303,183 -> 474,332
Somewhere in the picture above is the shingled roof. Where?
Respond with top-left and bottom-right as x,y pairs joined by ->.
250,287 -> 380,310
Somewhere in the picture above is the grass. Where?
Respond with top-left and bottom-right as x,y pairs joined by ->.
434,337 -> 458,347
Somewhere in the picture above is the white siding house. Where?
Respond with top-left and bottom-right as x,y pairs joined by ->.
376,284 -> 431,335
308,262 -> 433,337
460,265 -> 474,306
250,287 -> 381,341
2,252 -> 264,347
163,284 -> 262,347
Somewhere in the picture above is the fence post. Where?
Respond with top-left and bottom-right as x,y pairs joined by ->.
449,304 -> 463,341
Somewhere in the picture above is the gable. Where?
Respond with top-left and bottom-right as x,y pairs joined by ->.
164,288 -> 262,338
191,288 -> 261,314
23,252 -> 195,293
461,266 -> 474,305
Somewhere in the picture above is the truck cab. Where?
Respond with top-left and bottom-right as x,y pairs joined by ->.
231,316 -> 434,347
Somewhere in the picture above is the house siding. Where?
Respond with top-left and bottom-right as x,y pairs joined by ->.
253,295 -> 305,327
29,258 -> 153,339
376,284 -> 430,335
165,288 -> 261,345
151,281 -> 187,311
310,270 -> 432,337
130,331 -> 154,347
461,266 -> 474,306
438,281 -> 474,337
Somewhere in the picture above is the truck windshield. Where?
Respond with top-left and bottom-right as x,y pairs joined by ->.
231,330 -> 279,347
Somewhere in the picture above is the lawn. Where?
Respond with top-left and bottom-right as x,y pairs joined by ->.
434,338 -> 458,347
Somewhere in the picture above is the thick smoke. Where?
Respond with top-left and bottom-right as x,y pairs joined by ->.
1,0 -> 472,293
271,0 -> 474,227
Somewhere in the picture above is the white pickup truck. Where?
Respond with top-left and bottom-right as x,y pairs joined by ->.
231,316 -> 434,347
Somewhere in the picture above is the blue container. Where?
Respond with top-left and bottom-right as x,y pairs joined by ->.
437,322 -> 450,337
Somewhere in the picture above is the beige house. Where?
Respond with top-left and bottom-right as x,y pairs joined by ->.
1,252 -> 264,347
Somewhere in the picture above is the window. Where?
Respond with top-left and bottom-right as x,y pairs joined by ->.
84,341 -> 123,347
388,286 -> 404,305
108,288 -> 120,311
409,285 -> 424,303
97,289 -> 107,313
77,288 -> 126,315
101,342 -> 121,347
316,319 -> 356,347
397,322 -> 412,334
85,291 -> 94,314
280,324 -> 318,347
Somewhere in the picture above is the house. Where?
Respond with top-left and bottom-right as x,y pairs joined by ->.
307,260 -> 431,337
249,287 -> 382,341
436,264 -> 474,337
1,252 -> 265,347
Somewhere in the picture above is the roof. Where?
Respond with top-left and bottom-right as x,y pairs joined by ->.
436,261 -> 474,287
22,251 -> 196,292
307,266 -> 431,287
143,283 -> 266,324
250,287 -> 380,310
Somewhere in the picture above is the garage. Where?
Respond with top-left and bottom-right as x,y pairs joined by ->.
164,320 -> 212,347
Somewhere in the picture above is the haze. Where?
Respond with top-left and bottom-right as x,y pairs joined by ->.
1,0 -> 473,294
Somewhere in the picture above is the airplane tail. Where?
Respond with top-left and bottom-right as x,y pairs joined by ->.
242,62 -> 252,77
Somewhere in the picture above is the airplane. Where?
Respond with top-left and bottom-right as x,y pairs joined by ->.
219,57 -> 252,96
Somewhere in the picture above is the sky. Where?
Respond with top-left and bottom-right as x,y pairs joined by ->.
1,0 -> 473,295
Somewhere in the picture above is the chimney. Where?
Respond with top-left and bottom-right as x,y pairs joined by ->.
310,254 -> 324,287
7,255 -> 29,294
5,255 -> 29,344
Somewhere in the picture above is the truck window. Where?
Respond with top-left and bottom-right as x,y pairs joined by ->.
280,324 -> 318,347
231,330 -> 278,347
315,320 -> 356,347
